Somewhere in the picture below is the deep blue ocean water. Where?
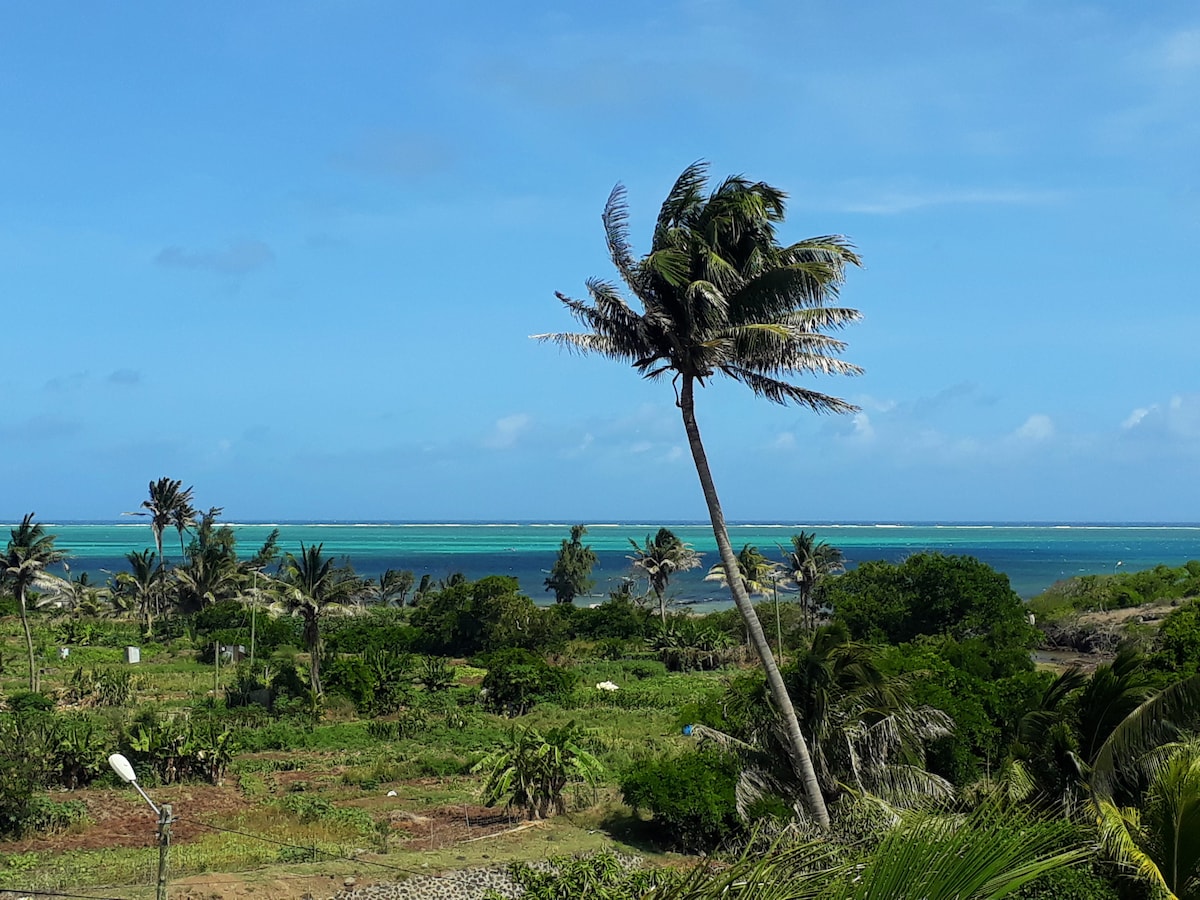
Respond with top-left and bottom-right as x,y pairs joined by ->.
20,522 -> 1200,608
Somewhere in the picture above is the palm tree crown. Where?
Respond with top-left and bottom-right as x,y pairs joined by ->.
628,527 -> 701,623
534,160 -> 861,408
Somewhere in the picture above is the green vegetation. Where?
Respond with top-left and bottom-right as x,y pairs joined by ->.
3,508 -> 1200,900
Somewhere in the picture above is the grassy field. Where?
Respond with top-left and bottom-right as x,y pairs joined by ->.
0,616 -> 719,897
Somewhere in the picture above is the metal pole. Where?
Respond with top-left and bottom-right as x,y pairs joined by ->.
156,802 -> 173,900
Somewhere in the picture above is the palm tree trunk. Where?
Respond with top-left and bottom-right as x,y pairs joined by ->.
305,612 -> 323,697
17,585 -> 37,692
678,375 -> 831,830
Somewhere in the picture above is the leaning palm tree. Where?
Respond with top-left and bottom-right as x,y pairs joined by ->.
628,527 -> 701,624
3,513 -> 66,691
535,162 -> 862,828
782,531 -> 845,631
274,543 -> 358,697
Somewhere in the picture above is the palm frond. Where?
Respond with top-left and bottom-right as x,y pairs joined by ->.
1091,673 -> 1200,798
653,160 -> 710,239
602,182 -> 641,292
722,367 -> 861,411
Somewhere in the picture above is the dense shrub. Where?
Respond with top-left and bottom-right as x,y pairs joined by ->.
619,749 -> 744,852
324,609 -> 419,654
412,576 -> 568,656
479,648 -> 578,716
1154,599 -> 1200,674
569,597 -> 654,640
322,656 -> 375,711
825,553 -> 1035,652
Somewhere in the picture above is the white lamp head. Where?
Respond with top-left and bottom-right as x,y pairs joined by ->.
108,753 -> 138,784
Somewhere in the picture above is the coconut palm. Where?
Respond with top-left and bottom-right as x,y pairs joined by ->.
782,531 -> 845,631
707,544 -> 777,597
1096,740 -> 1200,900
127,478 -> 195,622
360,568 -> 416,607
3,513 -> 66,691
115,549 -> 163,632
536,162 -> 861,828
628,527 -> 701,624
696,623 -> 953,817
274,543 -> 358,697
174,508 -> 242,613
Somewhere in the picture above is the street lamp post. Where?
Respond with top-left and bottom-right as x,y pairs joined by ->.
109,753 -> 173,900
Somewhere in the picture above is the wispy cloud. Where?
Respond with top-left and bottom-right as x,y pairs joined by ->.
483,413 -> 532,449
1159,27 -> 1200,71
155,240 -> 274,275
1014,414 -> 1054,442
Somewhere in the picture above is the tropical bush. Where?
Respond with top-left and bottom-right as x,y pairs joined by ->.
473,721 -> 604,820
479,648 -> 578,716
619,748 -> 743,852
826,553 -> 1034,649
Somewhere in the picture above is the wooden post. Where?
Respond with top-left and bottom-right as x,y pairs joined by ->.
156,802 -> 173,900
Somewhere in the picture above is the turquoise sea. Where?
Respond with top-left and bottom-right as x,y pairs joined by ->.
21,522 -> 1200,609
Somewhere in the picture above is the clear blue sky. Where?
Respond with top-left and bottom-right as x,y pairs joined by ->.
2,1 -> 1197,523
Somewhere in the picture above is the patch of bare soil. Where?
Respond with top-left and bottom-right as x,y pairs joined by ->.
8,784 -> 252,853
384,804 -> 520,851
1036,599 -> 1182,671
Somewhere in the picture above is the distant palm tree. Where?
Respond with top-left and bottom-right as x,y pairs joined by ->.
628,527 -> 701,624
536,162 -> 861,828
707,544 -> 776,597
127,478 -> 195,621
363,569 -> 416,607
782,532 -> 845,631
175,508 -> 241,612
3,513 -> 66,691
275,543 -> 357,697
116,549 -> 163,632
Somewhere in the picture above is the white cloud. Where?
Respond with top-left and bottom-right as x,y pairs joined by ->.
1014,414 -> 1054,442
1160,28 -> 1200,71
850,412 -> 876,442
483,413 -> 531,449
1122,406 -> 1154,429
661,446 -> 684,463
770,431 -> 796,450
1120,393 -> 1200,444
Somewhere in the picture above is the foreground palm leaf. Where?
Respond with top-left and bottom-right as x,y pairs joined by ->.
535,162 -> 862,828
1096,741 -> 1200,900
652,804 -> 1086,900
